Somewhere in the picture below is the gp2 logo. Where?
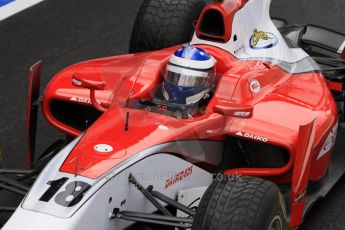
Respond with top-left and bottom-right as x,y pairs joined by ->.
317,121 -> 338,160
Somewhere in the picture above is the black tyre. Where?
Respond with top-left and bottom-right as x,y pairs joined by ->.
129,0 -> 209,53
192,176 -> 288,230
0,144 -> 3,167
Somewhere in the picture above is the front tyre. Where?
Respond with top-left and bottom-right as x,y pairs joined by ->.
192,176 -> 288,230
0,144 -> 3,167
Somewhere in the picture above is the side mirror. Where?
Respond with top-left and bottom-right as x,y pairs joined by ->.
213,104 -> 253,119
72,73 -> 107,112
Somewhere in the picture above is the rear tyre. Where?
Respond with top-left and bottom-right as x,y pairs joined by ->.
129,0 -> 209,53
192,176 -> 288,230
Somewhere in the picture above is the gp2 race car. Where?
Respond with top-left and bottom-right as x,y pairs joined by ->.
1,0 -> 345,229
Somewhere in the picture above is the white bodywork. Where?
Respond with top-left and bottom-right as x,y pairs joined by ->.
191,0 -> 320,73
176,187 -> 208,230
2,137 -> 213,230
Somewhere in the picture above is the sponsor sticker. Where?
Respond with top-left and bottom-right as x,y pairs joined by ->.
249,79 -> 261,94
294,188 -> 307,203
234,44 -> 245,54
317,121 -> 338,160
236,131 -> 268,143
233,111 -> 251,118
70,97 -> 100,105
249,29 -> 278,50
165,166 -> 193,189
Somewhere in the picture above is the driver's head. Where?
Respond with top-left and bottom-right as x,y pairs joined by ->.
162,45 -> 216,105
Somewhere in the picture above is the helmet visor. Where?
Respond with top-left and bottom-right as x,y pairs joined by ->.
164,65 -> 214,88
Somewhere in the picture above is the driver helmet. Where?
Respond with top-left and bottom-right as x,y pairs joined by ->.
162,45 -> 216,105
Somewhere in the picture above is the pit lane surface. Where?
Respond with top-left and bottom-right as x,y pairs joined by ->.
0,0 -> 345,229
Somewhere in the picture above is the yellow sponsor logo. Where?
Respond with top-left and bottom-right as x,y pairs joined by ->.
249,29 -> 278,49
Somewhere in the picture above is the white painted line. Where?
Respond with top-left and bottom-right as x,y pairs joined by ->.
338,39 -> 345,54
0,0 -> 45,21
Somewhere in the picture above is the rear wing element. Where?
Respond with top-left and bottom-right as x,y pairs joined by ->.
301,25 -> 345,57
279,23 -> 345,58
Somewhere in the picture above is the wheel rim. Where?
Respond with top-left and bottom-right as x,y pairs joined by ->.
268,215 -> 283,230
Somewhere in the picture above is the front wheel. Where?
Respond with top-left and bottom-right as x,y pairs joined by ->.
192,176 -> 288,230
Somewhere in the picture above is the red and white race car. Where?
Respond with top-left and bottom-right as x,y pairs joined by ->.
1,0 -> 345,229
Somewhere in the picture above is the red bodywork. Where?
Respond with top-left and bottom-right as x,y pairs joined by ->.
41,38 -> 337,230
195,0 -> 248,42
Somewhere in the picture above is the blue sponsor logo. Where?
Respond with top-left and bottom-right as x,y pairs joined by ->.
0,0 -> 15,7
249,29 -> 278,50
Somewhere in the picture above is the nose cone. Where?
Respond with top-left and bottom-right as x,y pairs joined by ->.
2,207 -> 73,230
59,106 -> 178,179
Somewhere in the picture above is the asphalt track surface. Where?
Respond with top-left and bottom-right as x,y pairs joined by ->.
0,0 -> 345,229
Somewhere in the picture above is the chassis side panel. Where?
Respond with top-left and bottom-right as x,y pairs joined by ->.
3,154 -> 212,230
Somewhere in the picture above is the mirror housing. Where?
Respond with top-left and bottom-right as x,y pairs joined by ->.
72,73 -> 105,90
71,73 -> 107,112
